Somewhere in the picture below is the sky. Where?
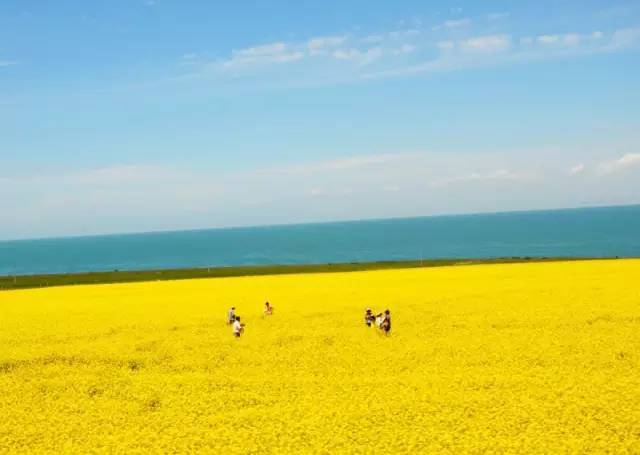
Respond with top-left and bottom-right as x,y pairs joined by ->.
1,0 -> 639,240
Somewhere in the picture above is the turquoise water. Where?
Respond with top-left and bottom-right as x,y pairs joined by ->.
1,205 -> 639,276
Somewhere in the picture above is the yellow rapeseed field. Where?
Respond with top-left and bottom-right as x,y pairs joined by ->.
1,259 -> 639,453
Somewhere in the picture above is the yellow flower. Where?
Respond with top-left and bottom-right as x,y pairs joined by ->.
0,259 -> 639,452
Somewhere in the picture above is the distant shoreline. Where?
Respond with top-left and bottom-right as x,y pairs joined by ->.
0,256 -> 625,291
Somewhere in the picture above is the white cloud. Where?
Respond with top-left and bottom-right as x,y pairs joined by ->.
0,165 -> 176,186
437,41 -> 456,51
192,21 -> 640,86
618,153 -> 640,166
460,35 -> 511,53
537,35 -> 560,45
332,47 -> 383,65
528,28 -> 635,53
65,165 -> 176,185
569,163 -> 585,176
274,51 -> 305,63
307,35 -> 346,50
598,153 -> 640,174
443,18 -> 471,29
220,31 -> 399,69
4,148 -> 640,239
364,26 -> 640,81
430,169 -> 531,188
563,33 -> 581,46
432,18 -> 471,31
332,48 -> 359,60
387,29 -> 420,39
236,42 -> 287,57
609,27 -> 640,49
179,53 -> 198,66
359,47 -> 384,65
255,153 -> 422,176
361,34 -> 384,44
537,33 -> 582,46
222,42 -> 303,67
487,12 -> 509,21
394,44 -> 416,55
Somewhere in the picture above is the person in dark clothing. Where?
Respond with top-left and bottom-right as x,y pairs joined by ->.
381,309 -> 391,335
364,308 -> 375,327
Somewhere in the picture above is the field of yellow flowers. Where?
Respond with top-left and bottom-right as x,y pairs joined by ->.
1,259 -> 639,453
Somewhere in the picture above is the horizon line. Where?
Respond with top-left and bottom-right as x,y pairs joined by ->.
2,202 -> 639,243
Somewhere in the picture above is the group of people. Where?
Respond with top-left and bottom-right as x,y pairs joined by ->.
227,306 -> 244,337
227,303 -> 392,338
364,308 -> 392,335
227,301 -> 274,338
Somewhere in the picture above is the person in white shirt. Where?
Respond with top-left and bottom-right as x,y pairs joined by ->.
233,316 -> 244,338
375,313 -> 384,329
228,307 -> 236,325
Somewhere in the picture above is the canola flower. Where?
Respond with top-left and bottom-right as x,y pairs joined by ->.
1,259 -> 639,453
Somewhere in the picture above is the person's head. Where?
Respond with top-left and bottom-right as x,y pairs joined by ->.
231,307 -> 235,310
366,308 -> 371,313
385,309 -> 390,315
236,316 -> 241,322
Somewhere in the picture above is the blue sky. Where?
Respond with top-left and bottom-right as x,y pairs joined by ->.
1,0 -> 640,239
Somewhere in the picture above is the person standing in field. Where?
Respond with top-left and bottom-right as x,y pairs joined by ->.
364,308 -> 375,327
375,312 -> 385,329
233,316 -> 245,338
381,309 -> 391,335
264,301 -> 273,316
228,307 -> 236,325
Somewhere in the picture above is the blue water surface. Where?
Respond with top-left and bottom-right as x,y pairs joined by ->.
1,205 -> 639,276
